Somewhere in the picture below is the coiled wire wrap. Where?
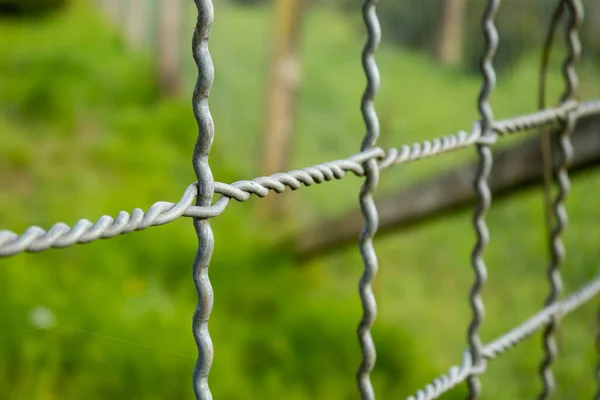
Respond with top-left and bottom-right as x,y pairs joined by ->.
1,100 -> 599,258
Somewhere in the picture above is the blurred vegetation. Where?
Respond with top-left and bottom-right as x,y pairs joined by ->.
1,1 -> 599,399
374,0 -> 599,72
0,0 -> 67,15
232,0 -> 600,72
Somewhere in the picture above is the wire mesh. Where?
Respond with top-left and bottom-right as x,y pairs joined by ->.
1,0 -> 600,399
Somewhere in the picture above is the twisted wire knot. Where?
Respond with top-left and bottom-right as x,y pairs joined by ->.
2,100 -> 600,258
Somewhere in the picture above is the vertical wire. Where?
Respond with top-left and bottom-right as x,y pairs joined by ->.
538,1 -> 582,399
467,0 -> 500,398
357,0 -> 381,399
191,1 -> 216,399
538,0 -> 566,258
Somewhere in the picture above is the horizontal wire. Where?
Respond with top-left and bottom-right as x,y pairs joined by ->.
1,99 -> 599,257
407,273 -> 600,400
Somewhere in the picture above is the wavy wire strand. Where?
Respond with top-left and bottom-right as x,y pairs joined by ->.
538,0 -> 567,249
467,0 -> 500,398
356,0 -> 381,398
1,100 -> 600,258
538,1 -> 583,398
191,1 -> 216,399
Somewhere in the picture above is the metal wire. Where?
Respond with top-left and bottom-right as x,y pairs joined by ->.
191,0 -> 216,398
467,1 -> 500,398
2,100 -> 600,258
1,2 -> 600,399
356,1 -> 381,398
538,0 -> 567,266
538,1 -> 583,398
408,274 -> 600,400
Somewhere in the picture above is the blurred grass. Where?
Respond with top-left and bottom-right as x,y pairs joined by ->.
1,1 -> 600,399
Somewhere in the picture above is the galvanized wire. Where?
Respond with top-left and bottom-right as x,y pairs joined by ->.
1,2 -> 599,399
538,1 -> 583,398
408,274 -> 600,400
538,0 -> 567,245
356,0 -> 381,398
191,0 -> 216,399
467,0 -> 499,398
2,100 -> 600,258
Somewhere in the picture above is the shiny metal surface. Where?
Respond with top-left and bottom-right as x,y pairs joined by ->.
356,0 -> 381,398
191,0 -> 216,399
467,1 -> 500,398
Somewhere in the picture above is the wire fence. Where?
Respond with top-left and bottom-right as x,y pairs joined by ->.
1,0 -> 600,399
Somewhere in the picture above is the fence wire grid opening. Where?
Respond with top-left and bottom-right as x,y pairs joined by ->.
1,0 -> 600,399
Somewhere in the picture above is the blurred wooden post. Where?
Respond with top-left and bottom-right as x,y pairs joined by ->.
158,0 -> 182,96
435,0 -> 467,66
260,0 -> 306,219
125,0 -> 146,50
101,0 -> 121,24
589,2 -> 600,45
294,114 -> 600,259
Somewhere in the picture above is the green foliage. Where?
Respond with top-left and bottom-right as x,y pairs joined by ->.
377,1 -> 440,53
462,0 -> 555,73
366,0 -> 600,73
0,0 -> 67,15
1,2 -> 599,400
